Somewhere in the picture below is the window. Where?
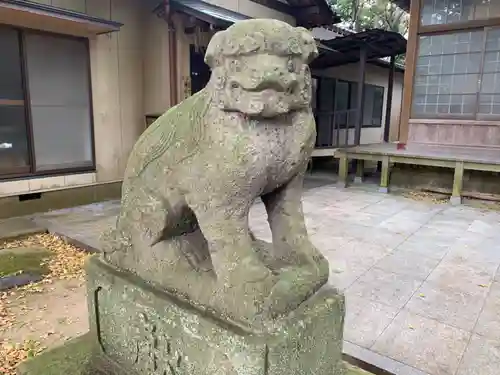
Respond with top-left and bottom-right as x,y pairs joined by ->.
313,76 -> 385,147
412,28 -> 500,119
421,0 -> 500,26
0,28 -> 30,176
0,27 -> 93,179
365,84 -> 385,127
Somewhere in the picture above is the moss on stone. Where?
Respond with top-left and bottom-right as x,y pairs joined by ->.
17,334 -> 95,375
345,363 -> 373,375
18,332 -> 375,375
0,247 -> 51,277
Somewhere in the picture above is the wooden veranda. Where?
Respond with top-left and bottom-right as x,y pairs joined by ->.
335,143 -> 500,204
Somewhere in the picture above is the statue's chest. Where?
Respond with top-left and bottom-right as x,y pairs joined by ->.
247,124 -> 309,182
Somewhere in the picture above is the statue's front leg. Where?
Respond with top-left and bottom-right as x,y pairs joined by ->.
186,191 -> 275,321
262,169 -> 329,281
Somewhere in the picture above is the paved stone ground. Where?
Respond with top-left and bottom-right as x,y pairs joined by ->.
4,175 -> 500,375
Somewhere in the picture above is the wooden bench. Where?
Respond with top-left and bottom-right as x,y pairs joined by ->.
334,143 -> 500,205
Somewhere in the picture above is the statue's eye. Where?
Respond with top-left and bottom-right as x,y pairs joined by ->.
231,82 -> 239,89
287,60 -> 295,72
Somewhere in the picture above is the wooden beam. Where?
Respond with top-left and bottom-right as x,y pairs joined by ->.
451,161 -> 464,205
383,55 -> 396,142
355,159 -> 364,183
398,0 -> 421,143
248,0 -> 295,15
379,155 -> 390,193
337,155 -> 349,188
354,46 -> 367,146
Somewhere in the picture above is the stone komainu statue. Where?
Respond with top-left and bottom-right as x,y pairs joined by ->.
102,19 -> 329,328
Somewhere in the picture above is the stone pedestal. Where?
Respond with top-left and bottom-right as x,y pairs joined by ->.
19,255 -> 351,375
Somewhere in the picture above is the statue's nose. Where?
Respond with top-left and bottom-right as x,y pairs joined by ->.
259,67 -> 298,91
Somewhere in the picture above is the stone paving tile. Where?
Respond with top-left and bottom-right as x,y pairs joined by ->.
426,253 -> 497,295
344,296 -> 399,348
406,281 -> 488,331
445,242 -> 500,270
343,341 -> 432,375
346,268 -> 423,309
372,310 -> 471,375
325,239 -> 393,291
427,256 -> 494,294
0,217 -> 46,240
374,250 -> 442,281
467,219 -> 500,238
394,236 -> 451,261
360,198 -> 408,217
456,335 -> 500,375
475,282 -> 500,340
376,217 -> 425,236
332,223 -> 409,249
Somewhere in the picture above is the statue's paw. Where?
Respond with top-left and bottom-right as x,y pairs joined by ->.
264,265 -> 327,318
210,260 -> 277,322
300,242 -> 330,282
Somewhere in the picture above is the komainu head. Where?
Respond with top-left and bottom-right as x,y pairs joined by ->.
205,19 -> 318,118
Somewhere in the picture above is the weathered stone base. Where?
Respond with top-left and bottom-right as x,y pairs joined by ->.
17,334 -> 372,375
86,255 -> 347,375
19,255 -> 353,375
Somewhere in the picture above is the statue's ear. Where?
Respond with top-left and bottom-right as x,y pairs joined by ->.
205,30 -> 226,68
296,27 -> 319,64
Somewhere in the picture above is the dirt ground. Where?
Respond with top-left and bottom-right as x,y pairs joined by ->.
0,235 -> 89,374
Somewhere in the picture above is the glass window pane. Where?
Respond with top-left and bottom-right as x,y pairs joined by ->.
362,85 -> 384,127
0,27 -> 23,101
0,106 -> 30,173
318,78 -> 335,111
412,31 -> 483,118
421,0 -> 500,26
25,33 -> 93,172
335,80 -> 349,111
479,94 -> 500,115
486,29 -> 500,52
311,78 -> 318,110
349,82 -> 358,110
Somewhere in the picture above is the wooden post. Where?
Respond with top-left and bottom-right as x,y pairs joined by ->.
451,161 -> 464,205
398,0 -> 421,143
354,47 -> 367,146
337,155 -> 349,188
383,55 -> 396,143
379,155 -> 390,193
354,159 -> 364,183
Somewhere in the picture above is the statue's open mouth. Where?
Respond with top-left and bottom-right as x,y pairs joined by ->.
225,84 -> 306,118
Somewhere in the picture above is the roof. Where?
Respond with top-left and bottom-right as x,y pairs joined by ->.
311,28 -> 407,69
168,0 -> 249,28
153,0 -> 340,29
285,0 -> 341,28
0,0 -> 122,34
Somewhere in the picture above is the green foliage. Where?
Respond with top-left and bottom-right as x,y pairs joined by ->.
326,0 -> 408,64
327,0 -> 409,35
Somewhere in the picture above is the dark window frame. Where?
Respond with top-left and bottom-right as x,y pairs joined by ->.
313,75 -> 386,130
0,25 -> 96,181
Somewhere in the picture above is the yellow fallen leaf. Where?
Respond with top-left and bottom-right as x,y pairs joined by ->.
478,284 -> 489,288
